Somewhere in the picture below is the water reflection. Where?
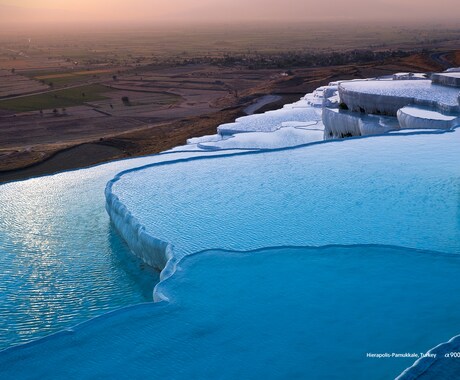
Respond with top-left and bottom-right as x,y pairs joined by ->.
0,168 -> 158,349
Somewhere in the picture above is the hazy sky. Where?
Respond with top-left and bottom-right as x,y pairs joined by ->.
1,0 -> 459,25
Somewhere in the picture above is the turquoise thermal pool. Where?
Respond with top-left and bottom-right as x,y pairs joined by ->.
1,245 -> 460,379
0,151 -> 233,349
1,72 -> 459,379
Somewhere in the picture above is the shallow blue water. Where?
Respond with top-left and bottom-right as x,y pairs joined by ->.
0,152 -> 237,349
0,151 -> 233,349
0,166 -> 158,349
1,123 -> 459,379
113,129 -> 460,258
2,245 -> 460,380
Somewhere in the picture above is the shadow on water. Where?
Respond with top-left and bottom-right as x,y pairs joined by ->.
108,224 -> 160,301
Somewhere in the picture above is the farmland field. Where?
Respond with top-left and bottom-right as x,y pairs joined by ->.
0,23 -> 459,181
0,84 -> 110,112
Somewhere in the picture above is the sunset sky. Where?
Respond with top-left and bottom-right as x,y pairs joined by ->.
1,0 -> 459,25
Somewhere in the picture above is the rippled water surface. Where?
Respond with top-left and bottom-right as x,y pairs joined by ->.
0,150 -> 235,349
0,158 -> 183,349
114,129 -> 460,258
2,245 -> 460,380
0,169 -> 163,349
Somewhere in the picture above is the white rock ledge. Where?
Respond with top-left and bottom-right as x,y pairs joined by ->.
431,72 -> 460,88
339,80 -> 460,115
397,106 -> 460,130
322,107 -> 397,139
105,178 -> 174,271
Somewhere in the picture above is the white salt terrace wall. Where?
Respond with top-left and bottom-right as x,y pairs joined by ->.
217,108 -> 320,135
431,72 -> 460,88
105,181 -> 173,270
105,150 -> 242,273
322,107 -> 398,139
339,84 -> 413,115
392,73 -> 427,80
397,106 -> 460,130
197,126 -> 325,150
338,80 -> 460,115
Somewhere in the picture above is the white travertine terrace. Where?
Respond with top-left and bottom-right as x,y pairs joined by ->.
321,68 -> 460,139
322,107 -> 397,139
397,106 -> 459,130
392,72 -> 427,80
338,79 -> 460,114
431,71 -> 460,88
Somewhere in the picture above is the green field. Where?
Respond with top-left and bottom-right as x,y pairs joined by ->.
128,92 -> 182,107
0,84 -> 110,112
29,69 -> 117,87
